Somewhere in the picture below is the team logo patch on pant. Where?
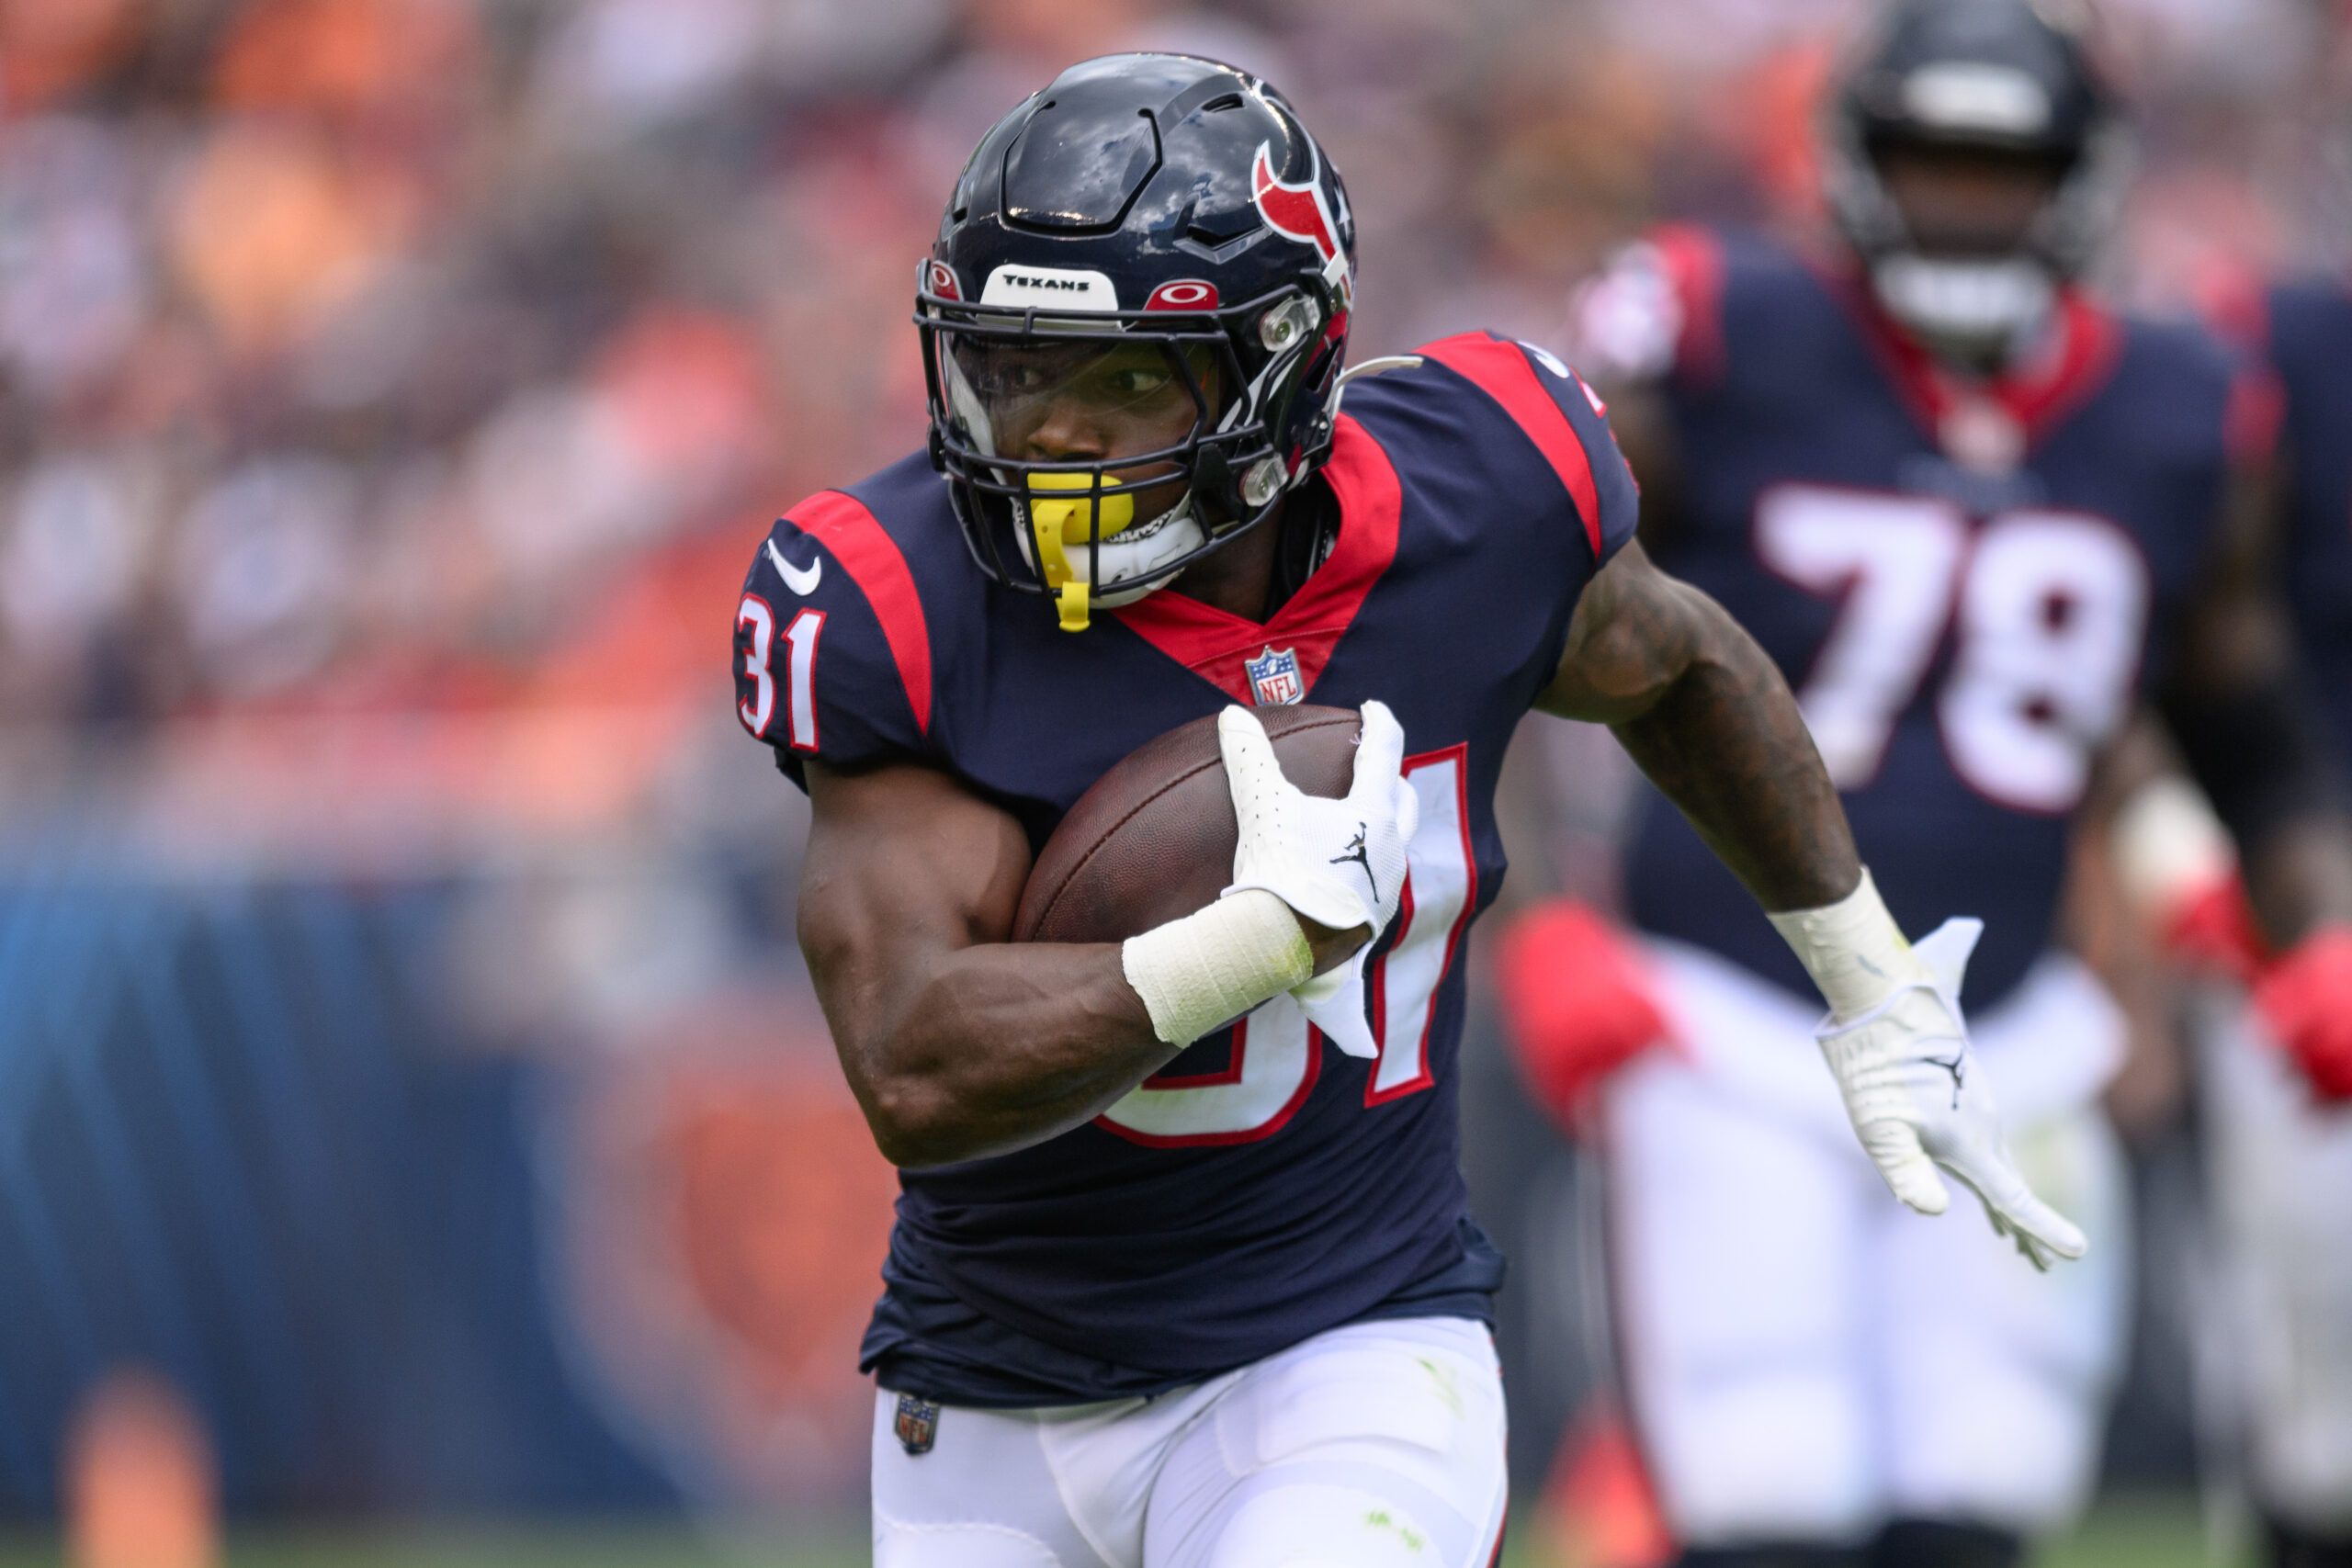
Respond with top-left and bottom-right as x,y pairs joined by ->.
1246,645 -> 1303,705
894,1393 -> 941,1455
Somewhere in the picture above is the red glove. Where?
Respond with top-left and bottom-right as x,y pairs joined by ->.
2254,927 -> 2352,1102
2162,872 -> 2269,984
1496,900 -> 1670,1127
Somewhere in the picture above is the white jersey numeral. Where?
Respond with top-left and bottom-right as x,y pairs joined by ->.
1756,485 -> 2150,813
1096,748 -> 1477,1146
736,594 -> 776,738
737,597 -> 827,752
783,607 -> 825,753
1941,511 -> 2148,811
1091,991 -> 1323,1147
1757,486 -> 1967,787
1366,745 -> 1476,1103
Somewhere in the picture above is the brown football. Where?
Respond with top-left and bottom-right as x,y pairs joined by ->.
1013,705 -> 1363,944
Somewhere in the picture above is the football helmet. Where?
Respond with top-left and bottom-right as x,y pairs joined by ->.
1826,0 -> 2126,358
918,53 -> 1356,631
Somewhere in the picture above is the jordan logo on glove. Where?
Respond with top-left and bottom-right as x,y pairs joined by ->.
1926,1048 -> 1966,1110
1217,702 -> 1419,1062
1329,826 -> 1378,899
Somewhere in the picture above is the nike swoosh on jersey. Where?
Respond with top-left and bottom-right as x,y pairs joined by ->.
766,538 -> 822,596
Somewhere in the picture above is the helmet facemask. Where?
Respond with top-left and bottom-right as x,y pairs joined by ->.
1825,7 -> 2130,367
1830,125 -> 2128,364
919,272 -> 1345,631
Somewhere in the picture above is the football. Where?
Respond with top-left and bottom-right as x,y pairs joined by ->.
1013,704 -> 1364,944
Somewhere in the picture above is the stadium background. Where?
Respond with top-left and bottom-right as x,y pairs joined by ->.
2,0 -> 2345,1561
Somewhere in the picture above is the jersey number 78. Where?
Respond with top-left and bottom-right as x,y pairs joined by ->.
1757,484 -> 2151,813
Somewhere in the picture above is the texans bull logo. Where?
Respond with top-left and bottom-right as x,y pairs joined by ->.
1250,141 -> 1345,270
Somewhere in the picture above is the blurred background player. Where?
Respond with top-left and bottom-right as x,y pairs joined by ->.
2201,250 -> 2352,1568
2103,233 -> 2352,1568
2103,731 -> 2352,1568
1504,1 -> 2352,1564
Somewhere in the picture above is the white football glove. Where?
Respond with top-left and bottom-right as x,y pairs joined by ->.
1218,701 -> 1419,1059
1815,918 -> 2088,1270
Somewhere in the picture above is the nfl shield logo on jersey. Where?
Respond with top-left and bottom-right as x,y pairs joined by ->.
893,1393 -> 940,1455
1246,646 -> 1304,705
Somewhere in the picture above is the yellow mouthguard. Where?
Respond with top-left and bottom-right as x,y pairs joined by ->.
1026,474 -> 1137,633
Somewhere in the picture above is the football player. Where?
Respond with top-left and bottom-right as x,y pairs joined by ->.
735,51 -> 2089,1568
1506,3 -> 2352,1567
2119,254 -> 2352,1568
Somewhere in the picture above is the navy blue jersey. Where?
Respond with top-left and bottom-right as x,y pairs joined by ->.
1588,228 -> 2245,1009
732,332 -> 1639,1405
2227,277 -> 2352,762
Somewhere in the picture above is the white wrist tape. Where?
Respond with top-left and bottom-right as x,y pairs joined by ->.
2111,775 -> 2234,921
1767,868 -> 1932,1023
1122,889 -> 1315,1047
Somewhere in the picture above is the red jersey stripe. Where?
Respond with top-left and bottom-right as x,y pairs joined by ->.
1651,221 -> 1728,384
2226,367 -> 2286,471
1829,271 -> 2123,455
1111,412 -> 1402,705
1419,333 -> 1605,559
787,490 -> 934,735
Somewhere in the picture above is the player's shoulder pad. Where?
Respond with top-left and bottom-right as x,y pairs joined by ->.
1569,221 -> 1731,387
2239,272 -> 2352,422
1408,330 -> 1642,570
732,483 -> 937,778
2241,275 -> 2352,465
2119,305 -> 2241,380
2262,273 -> 2352,343
2114,305 -> 2278,468
2193,259 -> 2273,357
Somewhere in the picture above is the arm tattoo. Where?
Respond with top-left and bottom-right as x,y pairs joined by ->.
1544,549 -> 1860,912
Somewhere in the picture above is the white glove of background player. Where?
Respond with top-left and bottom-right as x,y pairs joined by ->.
1219,701 -> 1419,1060
1816,918 -> 2089,1270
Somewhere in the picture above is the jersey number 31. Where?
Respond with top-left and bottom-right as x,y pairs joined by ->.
1098,747 -> 1476,1147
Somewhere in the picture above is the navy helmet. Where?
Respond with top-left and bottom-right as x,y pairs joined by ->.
918,53 -> 1356,630
1825,0 -> 2126,355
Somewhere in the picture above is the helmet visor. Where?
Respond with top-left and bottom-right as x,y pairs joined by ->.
1867,140 -> 2069,257
940,332 -> 1221,462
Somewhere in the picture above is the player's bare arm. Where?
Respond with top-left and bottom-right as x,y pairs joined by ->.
799,758 -> 1367,1168
2159,467 -> 2352,942
798,759 -> 1163,1168
1536,538 -> 1860,911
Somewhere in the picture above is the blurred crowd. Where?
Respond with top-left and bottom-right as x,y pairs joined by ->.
10,0 -> 2352,821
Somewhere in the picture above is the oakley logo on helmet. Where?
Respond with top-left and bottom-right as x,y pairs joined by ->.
979,264 -> 1119,311
1145,279 -> 1221,311
923,259 -> 962,300
1250,142 -> 1343,268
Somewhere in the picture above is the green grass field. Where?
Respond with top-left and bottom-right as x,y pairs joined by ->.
2041,1496 -> 2213,1568
0,1496 -> 2220,1566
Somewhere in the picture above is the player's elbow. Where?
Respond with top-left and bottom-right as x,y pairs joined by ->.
859,1072 -> 969,1168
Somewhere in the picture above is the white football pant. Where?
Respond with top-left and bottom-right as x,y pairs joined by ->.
871,1315 -> 1509,1567
1601,940 -> 2133,1546
2199,994 -> 2352,1537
